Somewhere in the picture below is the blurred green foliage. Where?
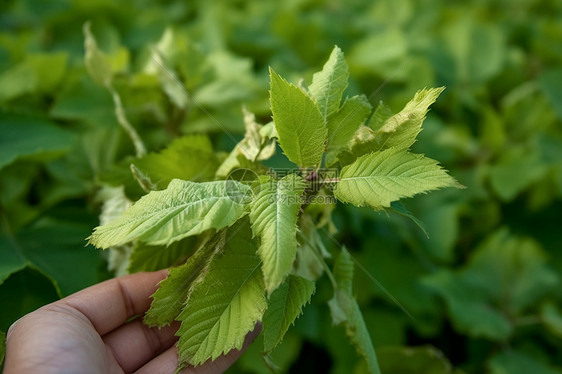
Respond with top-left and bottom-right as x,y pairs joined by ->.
1,0 -> 561,372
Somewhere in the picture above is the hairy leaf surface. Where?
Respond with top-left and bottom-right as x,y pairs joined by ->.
250,174 -> 306,293
144,232 -> 225,327
372,87 -> 445,151
176,220 -> 266,367
263,275 -> 315,352
309,46 -> 349,119
335,148 -> 459,210
270,68 -> 327,168
89,179 -> 251,248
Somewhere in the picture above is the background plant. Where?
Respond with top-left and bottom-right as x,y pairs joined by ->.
1,0 -> 561,373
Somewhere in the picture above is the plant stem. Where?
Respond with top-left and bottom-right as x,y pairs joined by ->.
107,84 -> 147,158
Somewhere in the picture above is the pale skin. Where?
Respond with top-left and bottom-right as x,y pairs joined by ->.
3,270 -> 260,374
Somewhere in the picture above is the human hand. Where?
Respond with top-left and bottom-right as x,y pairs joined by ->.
3,270 -> 260,374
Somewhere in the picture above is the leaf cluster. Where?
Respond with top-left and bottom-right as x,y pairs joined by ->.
88,46 -> 460,372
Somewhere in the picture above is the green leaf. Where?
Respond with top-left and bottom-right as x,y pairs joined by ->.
128,236 -> 197,273
263,275 -> 315,352
176,220 -> 266,367
0,221 -> 105,297
308,46 -> 349,119
541,302 -> 562,338
259,122 -> 278,139
133,135 -> 220,189
269,68 -> 327,168
0,61 -> 36,102
96,185 -> 133,276
423,228 -> 559,340
83,22 -> 113,87
325,95 -> 372,166
422,269 -> 513,340
144,232 -> 225,327
151,49 -> 189,109
336,126 -> 377,166
377,346 -> 458,374
442,17 -> 505,84
250,174 -> 306,293
0,114 -> 74,171
372,87 -> 445,151
238,107 -> 276,162
50,74 -> 118,126
216,108 -> 276,178
328,248 -> 381,374
0,235 -> 26,284
0,267 -> 59,332
0,52 -> 68,101
370,101 -> 394,132
89,179 -> 251,248
488,351 -> 561,374
540,68 -> 562,119
294,214 -> 328,281
489,149 -> 549,202
335,148 -> 460,210
332,247 -> 354,294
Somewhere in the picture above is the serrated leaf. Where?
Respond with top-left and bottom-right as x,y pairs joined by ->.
335,148 -> 459,210
83,22 -> 113,87
263,275 -> 315,352
309,46 -> 349,119
372,87 -> 445,151
328,248 -> 381,374
325,95 -> 372,166
133,135 -> 219,189
250,174 -> 306,293
89,179 -> 251,248
144,232 -> 225,327
270,68 -> 327,168
176,220 -> 266,367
